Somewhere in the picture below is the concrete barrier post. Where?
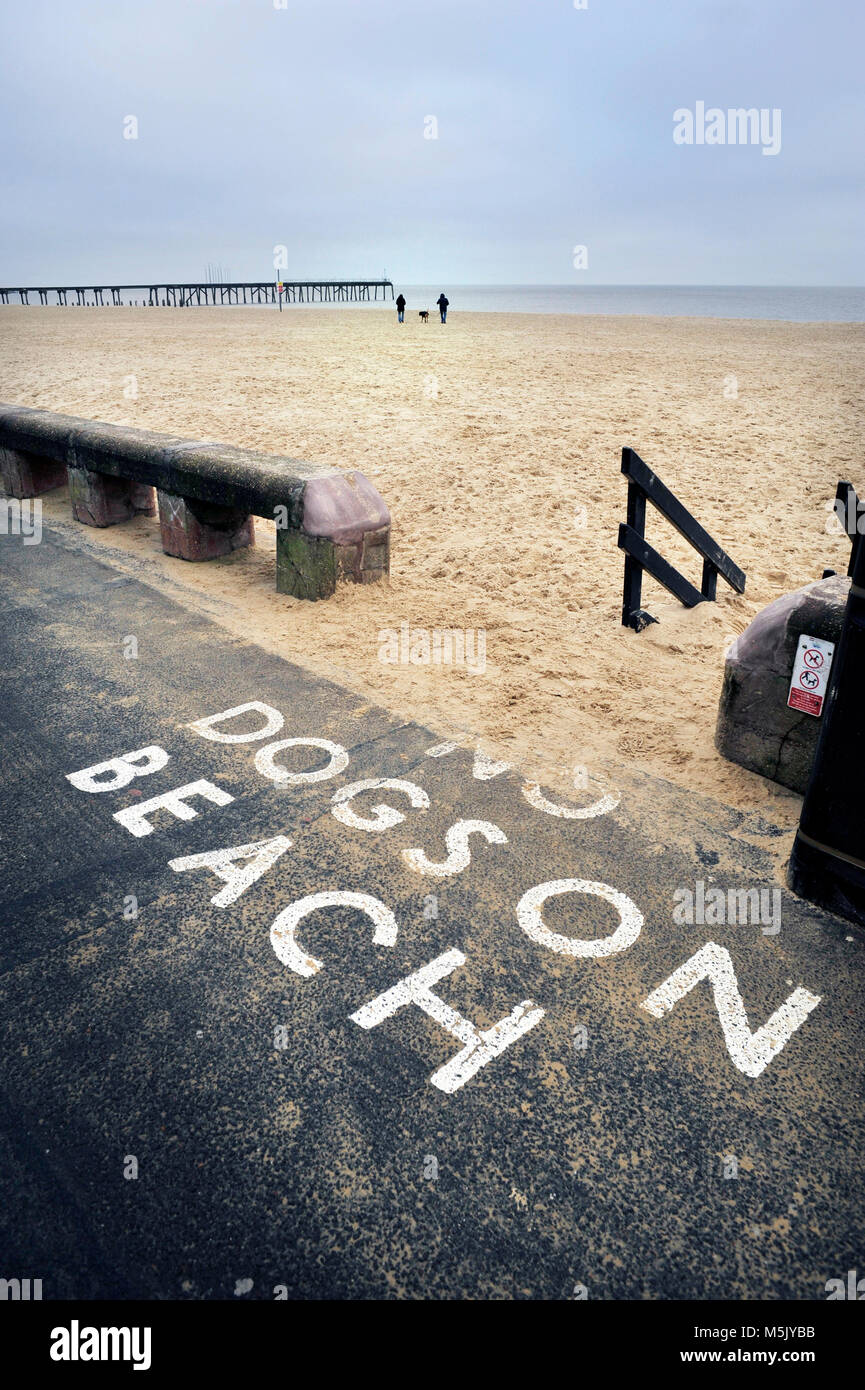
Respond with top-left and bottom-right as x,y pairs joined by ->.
158,491 -> 254,560
715,574 -> 849,793
275,472 -> 391,601
0,446 -> 67,498
336,524 -> 391,584
68,467 -> 155,527
276,530 -> 337,600
788,537 -> 865,929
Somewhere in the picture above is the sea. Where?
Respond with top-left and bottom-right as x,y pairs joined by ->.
23,284 -> 863,321
394,285 -> 864,322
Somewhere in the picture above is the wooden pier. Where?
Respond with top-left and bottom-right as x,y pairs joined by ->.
0,280 -> 394,307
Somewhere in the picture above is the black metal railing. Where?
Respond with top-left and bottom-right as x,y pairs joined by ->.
835,479 -> 864,577
617,448 -> 746,631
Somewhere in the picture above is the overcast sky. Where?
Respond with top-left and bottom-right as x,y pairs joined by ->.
1,0 -> 861,285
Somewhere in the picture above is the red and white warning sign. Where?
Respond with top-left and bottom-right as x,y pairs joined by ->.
787,633 -> 835,717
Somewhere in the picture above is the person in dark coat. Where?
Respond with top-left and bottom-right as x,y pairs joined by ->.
436,292 -> 449,323
396,293 -> 406,323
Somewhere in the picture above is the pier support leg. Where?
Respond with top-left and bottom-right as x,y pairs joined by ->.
0,447 -> 67,498
157,490 -> 254,560
69,467 -> 155,527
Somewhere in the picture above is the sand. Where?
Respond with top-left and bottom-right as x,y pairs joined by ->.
1,305 -> 862,828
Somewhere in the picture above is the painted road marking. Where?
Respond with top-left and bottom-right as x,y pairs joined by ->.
641,942 -> 821,1079
113,779 -> 234,838
187,700 -> 285,743
62,702 -> 824,1087
522,780 -> 620,820
402,819 -> 508,877
516,878 -> 644,959
331,778 -> 430,831
270,890 -> 399,978
169,835 -> 292,907
424,742 -> 510,780
349,948 -> 545,1094
254,737 -> 349,784
66,745 -> 169,793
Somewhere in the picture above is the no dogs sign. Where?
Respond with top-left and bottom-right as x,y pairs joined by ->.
788,633 -> 835,717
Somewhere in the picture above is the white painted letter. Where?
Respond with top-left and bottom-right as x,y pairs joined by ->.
66,745 -> 168,794
113,779 -> 233,837
331,778 -> 429,832
402,819 -> 507,878
517,878 -> 643,958
640,942 -> 821,1078
187,701 -> 284,743
255,737 -> 348,784
522,780 -> 619,820
350,948 -> 544,1093
270,890 -> 398,977
472,751 -> 511,780
169,836 -> 292,907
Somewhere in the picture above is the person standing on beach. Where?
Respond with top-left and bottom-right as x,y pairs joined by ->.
396,293 -> 406,323
436,292 -> 449,323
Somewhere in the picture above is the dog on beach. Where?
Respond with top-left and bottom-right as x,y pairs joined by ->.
418,311 -> 429,323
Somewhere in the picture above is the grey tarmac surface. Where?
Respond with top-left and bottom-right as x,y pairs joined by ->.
0,528 -> 863,1301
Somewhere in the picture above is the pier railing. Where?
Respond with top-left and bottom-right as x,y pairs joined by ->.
0,280 -> 394,307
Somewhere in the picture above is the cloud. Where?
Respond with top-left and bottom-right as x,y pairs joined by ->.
0,0 -> 861,283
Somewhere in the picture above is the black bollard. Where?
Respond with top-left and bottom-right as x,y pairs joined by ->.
788,532 -> 865,928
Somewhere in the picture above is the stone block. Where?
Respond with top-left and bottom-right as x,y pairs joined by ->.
332,525 -> 390,585
157,491 -> 253,560
360,525 -> 390,581
0,446 -> 67,498
715,574 -> 850,792
131,483 -> 157,516
276,529 -> 336,600
68,466 -> 154,527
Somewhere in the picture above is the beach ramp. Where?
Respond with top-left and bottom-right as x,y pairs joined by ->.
0,527 -> 862,1300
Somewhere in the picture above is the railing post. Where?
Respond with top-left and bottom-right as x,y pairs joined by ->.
836,480 -> 863,578
621,480 -> 645,625
700,558 -> 718,600
787,535 -> 865,928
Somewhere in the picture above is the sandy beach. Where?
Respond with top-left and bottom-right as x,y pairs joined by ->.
1,305 -> 862,825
